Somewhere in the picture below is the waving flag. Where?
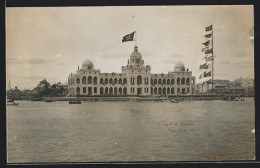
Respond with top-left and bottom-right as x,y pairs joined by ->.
205,25 -> 212,31
203,40 -> 210,47
122,31 -> 136,43
204,33 -> 212,39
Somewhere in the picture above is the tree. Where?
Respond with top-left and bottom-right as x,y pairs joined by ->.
35,79 -> 50,96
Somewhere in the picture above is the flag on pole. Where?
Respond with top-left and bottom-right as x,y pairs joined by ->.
204,71 -> 212,77
201,47 -> 208,52
205,25 -> 212,31
199,63 -> 208,69
204,33 -> 212,39
205,48 -> 213,54
122,31 -> 136,43
202,40 -> 210,47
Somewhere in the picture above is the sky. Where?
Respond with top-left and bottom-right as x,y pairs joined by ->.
6,6 -> 254,90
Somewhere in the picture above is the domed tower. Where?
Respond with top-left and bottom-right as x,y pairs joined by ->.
82,59 -> 94,70
122,46 -> 151,96
174,61 -> 186,72
130,46 -> 142,63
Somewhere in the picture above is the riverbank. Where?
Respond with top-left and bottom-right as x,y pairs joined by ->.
16,95 -> 253,102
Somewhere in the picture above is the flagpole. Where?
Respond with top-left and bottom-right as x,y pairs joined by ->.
134,31 -> 137,47
212,25 -> 214,95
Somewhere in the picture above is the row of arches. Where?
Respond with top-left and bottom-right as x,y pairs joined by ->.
100,87 -> 127,95
76,87 -> 127,95
131,75 -> 149,85
76,76 -> 98,85
151,87 -> 175,95
100,78 -> 127,85
151,77 -> 191,85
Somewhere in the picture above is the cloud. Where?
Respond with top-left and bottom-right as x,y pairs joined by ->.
7,57 -> 53,65
27,57 -> 53,64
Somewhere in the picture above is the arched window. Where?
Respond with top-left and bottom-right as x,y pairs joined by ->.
82,76 -> 86,84
151,79 -> 154,85
154,79 -> 157,84
109,87 -> 113,94
100,87 -> 104,95
123,87 -> 127,95
88,76 -> 92,84
94,76 -> 97,85
163,88 -> 166,94
177,78 -> 180,85
158,79 -> 162,84
123,78 -> 127,84
114,87 -> 117,95
163,79 -> 166,85
171,87 -> 174,95
76,78 -> 80,84
186,78 -> 190,85
109,78 -> 113,84
76,87 -> 80,95
158,88 -> 162,94
154,88 -> 157,94
131,76 -> 135,84
100,78 -> 103,84
105,78 -> 108,84
137,75 -> 142,85
151,88 -> 153,94
181,77 -> 185,85
167,88 -> 170,94
171,79 -> 174,85
119,78 -> 122,84
105,87 -> 108,94
119,87 -> 122,95
167,79 -> 170,85
114,78 -> 118,84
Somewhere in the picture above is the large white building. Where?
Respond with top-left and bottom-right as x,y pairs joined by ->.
68,46 -> 196,96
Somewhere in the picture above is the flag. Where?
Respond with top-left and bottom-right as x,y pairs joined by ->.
202,40 -> 210,47
199,63 -> 208,69
206,56 -> 214,62
204,71 -> 211,77
201,47 -> 208,52
203,79 -> 212,84
205,25 -> 212,31
122,31 -> 136,43
205,48 -> 213,54
204,33 -> 212,39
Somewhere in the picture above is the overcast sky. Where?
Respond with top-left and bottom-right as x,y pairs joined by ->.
6,6 -> 254,90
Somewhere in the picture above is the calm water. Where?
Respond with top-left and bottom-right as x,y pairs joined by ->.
7,99 -> 255,162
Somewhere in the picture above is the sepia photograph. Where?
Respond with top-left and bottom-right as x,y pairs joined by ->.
6,5 -> 255,162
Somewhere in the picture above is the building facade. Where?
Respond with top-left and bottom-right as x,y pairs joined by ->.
68,46 -> 196,96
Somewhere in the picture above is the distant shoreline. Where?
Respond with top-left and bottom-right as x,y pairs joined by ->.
12,95 -> 254,102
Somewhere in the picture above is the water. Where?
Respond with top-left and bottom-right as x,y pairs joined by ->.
7,99 -> 255,162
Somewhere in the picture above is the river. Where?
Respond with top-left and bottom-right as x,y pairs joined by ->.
7,98 -> 255,162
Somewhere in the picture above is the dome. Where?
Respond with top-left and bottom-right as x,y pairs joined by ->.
174,61 -> 185,72
130,46 -> 142,60
130,51 -> 142,60
82,59 -> 94,70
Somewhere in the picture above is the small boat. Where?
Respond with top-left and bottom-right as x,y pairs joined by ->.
7,102 -> 19,106
170,99 -> 179,103
45,99 -> 54,102
69,100 -> 81,104
7,98 -> 14,102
